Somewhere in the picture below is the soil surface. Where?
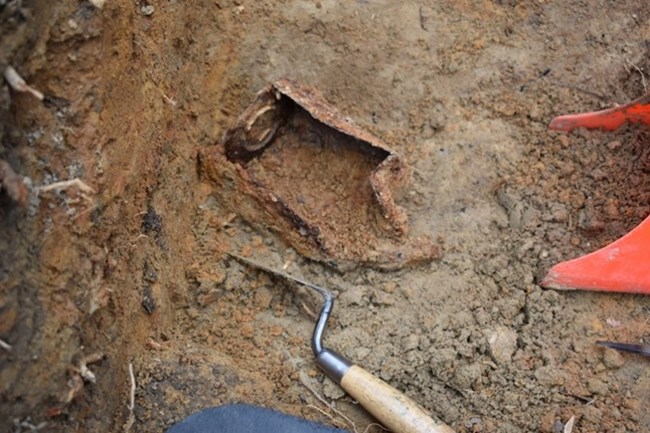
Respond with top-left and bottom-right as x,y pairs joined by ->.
2,1 -> 650,432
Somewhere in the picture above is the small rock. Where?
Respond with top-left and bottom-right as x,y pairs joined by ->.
602,348 -> 625,369
454,362 -> 485,389
569,191 -> 586,209
197,290 -> 221,307
464,416 -> 482,431
607,140 -> 622,150
186,307 -> 200,320
534,365 -> 565,386
338,285 -> 366,306
539,410 -> 557,433
141,286 -> 156,315
253,286 -> 273,310
90,0 -> 107,8
141,5 -> 154,15
582,405 -> 602,424
586,377 -> 608,395
473,307 -> 490,326
379,357 -> 403,381
0,295 -> 18,335
383,281 -> 397,293
487,327 -> 518,364
354,347 -> 370,360
543,203 -> 569,223
402,334 -> 419,351
558,135 -> 570,147
371,289 -> 394,306
322,377 -> 345,400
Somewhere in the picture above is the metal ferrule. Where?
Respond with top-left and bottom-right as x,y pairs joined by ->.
316,348 -> 352,384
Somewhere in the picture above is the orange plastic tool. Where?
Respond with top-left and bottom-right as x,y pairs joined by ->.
541,216 -> 650,293
549,93 -> 650,132
541,93 -> 650,294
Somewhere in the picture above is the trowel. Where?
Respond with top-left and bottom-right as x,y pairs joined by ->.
230,254 -> 456,433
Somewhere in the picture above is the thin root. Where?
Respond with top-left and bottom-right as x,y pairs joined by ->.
123,362 -> 136,431
0,338 -> 11,351
625,57 -> 647,93
300,301 -> 318,320
299,372 -> 358,433
363,423 -> 390,433
130,233 -> 150,245
4,66 -> 44,101
62,374 -> 84,405
78,352 -> 105,383
162,92 -> 177,107
306,404 -> 349,430
38,178 -> 95,199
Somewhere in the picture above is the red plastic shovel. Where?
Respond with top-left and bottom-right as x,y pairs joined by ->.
549,92 -> 650,132
541,93 -> 650,294
541,215 -> 650,294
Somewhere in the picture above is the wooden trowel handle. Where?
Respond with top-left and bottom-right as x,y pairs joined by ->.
340,365 -> 456,433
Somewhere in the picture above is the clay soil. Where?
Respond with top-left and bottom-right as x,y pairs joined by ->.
2,1 -> 650,432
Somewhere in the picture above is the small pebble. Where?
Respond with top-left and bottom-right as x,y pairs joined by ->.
539,410 -> 556,433
322,377 -> 345,400
602,348 -> 625,369
141,5 -> 154,15
90,0 -> 107,8
558,135 -> 570,147
582,405 -> 602,424
464,416 -> 482,431
534,365 -> 565,386
402,334 -> 419,351
607,140 -> 622,150
587,377 -> 608,395
185,307 -> 200,319
487,327 -> 518,364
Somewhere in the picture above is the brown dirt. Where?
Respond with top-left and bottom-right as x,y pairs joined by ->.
1,1 -> 650,432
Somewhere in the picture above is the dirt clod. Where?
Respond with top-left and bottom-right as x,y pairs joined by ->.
602,348 -> 625,369
487,327 -> 518,364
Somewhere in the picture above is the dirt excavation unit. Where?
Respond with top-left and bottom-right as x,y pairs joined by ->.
1,1 -> 650,433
